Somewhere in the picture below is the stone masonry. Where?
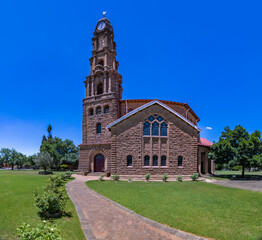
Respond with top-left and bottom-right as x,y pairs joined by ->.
78,16 -> 213,176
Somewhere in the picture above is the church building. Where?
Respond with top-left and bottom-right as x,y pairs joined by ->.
78,16 -> 213,176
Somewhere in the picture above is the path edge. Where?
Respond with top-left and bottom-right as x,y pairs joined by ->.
66,180 -> 96,240
85,180 -> 208,240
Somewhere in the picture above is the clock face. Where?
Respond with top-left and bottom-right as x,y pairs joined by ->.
97,21 -> 106,30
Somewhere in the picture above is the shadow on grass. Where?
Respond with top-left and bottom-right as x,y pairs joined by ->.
38,211 -> 73,220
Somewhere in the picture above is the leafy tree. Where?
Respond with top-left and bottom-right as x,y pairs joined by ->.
47,124 -> 52,140
9,149 -> 19,170
41,137 -> 79,170
35,152 -> 53,172
40,125 -> 79,170
41,135 -> 47,144
27,154 -> 37,167
16,153 -> 27,169
61,152 -> 79,169
0,148 -> 12,166
210,125 -> 262,177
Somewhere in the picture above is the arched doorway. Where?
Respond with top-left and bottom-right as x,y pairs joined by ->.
94,154 -> 105,172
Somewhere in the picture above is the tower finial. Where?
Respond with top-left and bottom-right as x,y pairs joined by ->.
103,11 -> 107,18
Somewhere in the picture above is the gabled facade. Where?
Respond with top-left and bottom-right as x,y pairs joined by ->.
78,16 -> 213,176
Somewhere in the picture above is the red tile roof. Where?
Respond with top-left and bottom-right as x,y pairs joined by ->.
199,138 -> 213,147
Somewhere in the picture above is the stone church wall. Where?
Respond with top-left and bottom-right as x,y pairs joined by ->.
111,105 -> 198,175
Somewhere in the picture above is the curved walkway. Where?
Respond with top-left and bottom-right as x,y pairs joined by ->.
66,175 -> 207,240
210,179 -> 262,192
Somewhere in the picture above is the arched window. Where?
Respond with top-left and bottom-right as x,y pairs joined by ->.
178,156 -> 183,167
89,108 -> 94,116
161,156 -> 166,166
153,155 -> 158,166
97,83 -> 103,95
98,60 -> 104,66
152,122 -> 159,136
104,105 -> 109,113
143,122 -> 150,136
143,114 -> 168,137
144,155 -> 149,166
96,123 -> 101,134
127,155 -> 132,166
160,122 -> 168,136
96,106 -> 101,115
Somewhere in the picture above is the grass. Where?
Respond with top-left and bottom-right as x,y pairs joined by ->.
211,170 -> 262,180
86,180 -> 262,240
0,170 -> 85,240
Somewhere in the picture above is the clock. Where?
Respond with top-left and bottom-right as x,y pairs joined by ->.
97,21 -> 106,30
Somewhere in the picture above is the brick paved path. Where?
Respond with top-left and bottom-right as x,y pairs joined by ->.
66,175 -> 207,240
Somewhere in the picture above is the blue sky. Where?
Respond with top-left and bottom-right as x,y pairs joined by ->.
1,0 -> 262,155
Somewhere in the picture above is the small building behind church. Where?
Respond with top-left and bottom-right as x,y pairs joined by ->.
78,16 -> 213,176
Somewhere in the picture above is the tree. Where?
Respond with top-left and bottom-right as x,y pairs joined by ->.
0,148 -> 12,166
35,152 -> 53,172
40,137 -> 79,170
210,125 -> 262,177
40,125 -> 79,170
47,124 -> 52,140
42,135 -> 47,144
61,152 -> 79,169
27,154 -> 37,168
9,149 -> 19,170
16,153 -> 27,169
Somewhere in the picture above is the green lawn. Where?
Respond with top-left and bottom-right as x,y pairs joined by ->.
0,170 -> 85,240
86,180 -> 262,240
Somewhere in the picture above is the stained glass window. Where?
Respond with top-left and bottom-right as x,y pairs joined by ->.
152,122 -> 159,136
160,122 -> 168,136
148,115 -> 155,121
127,155 -> 132,166
144,155 -> 149,166
143,122 -> 150,135
161,156 -> 166,166
157,116 -> 163,122
153,155 -> 158,166
178,156 -> 183,166
104,105 -> 109,113
96,106 -> 101,115
96,123 -> 101,134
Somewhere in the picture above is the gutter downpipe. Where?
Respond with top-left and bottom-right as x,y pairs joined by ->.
186,108 -> 190,119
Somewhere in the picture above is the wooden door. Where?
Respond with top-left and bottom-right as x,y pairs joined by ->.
94,154 -> 105,172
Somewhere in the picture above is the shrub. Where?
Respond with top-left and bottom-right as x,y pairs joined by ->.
60,171 -> 72,181
177,175 -> 183,182
145,173 -> 151,182
128,177 -> 132,182
99,174 -> 104,181
34,175 -> 67,218
45,175 -> 63,192
162,174 -> 169,182
34,189 -> 67,218
232,165 -> 242,171
191,173 -> 199,181
65,171 -> 72,178
17,221 -> 62,240
112,174 -> 120,181
60,164 -> 68,170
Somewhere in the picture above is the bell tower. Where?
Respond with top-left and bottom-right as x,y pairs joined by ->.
81,15 -> 122,149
